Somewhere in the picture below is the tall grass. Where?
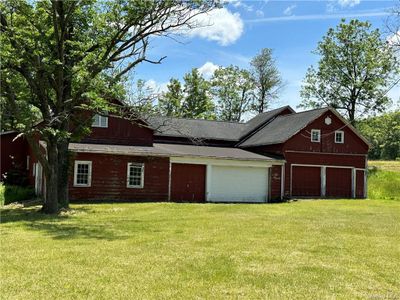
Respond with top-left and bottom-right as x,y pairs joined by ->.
368,169 -> 400,200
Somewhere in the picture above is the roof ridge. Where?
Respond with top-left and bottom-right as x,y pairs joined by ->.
155,115 -> 245,124
273,107 -> 328,120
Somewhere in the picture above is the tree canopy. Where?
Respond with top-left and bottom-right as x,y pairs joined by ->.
300,19 -> 399,124
0,0 -> 218,213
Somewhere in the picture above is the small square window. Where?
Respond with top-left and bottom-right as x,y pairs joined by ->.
92,114 -> 108,128
335,131 -> 344,144
127,163 -> 144,188
311,129 -> 321,143
74,161 -> 92,187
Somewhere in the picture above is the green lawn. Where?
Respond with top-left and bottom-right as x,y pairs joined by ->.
1,161 -> 399,299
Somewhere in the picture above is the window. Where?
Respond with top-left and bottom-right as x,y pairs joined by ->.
26,156 -> 30,170
74,161 -> 92,187
92,114 -> 108,128
335,131 -> 344,144
311,129 -> 321,143
127,163 -> 144,188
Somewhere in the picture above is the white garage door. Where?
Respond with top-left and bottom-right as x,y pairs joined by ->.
208,166 -> 268,202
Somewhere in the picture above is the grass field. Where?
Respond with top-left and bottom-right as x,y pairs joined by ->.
1,161 -> 399,299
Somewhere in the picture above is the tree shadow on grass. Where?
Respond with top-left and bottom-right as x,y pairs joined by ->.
0,207 -> 127,241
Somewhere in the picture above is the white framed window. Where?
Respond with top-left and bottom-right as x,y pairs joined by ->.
335,130 -> 344,144
73,160 -> 92,187
311,129 -> 321,143
92,114 -> 108,128
127,163 -> 144,188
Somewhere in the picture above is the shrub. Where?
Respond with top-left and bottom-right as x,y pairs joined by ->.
0,184 -> 35,205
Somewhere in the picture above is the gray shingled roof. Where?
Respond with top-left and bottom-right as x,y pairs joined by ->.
69,142 -> 277,161
239,106 -> 294,138
147,106 -> 295,141
147,116 -> 246,141
239,108 -> 328,147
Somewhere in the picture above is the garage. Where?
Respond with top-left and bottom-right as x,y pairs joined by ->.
170,163 -> 206,202
326,167 -> 352,198
208,166 -> 268,203
291,165 -> 321,197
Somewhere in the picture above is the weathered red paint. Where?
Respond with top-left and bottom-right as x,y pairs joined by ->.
292,166 -> 321,197
270,165 -> 282,201
69,153 -> 169,201
0,132 -> 29,178
326,167 -> 352,198
356,170 -> 365,198
170,163 -> 206,202
82,116 -> 154,146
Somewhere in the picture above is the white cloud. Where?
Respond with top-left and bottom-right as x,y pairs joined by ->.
246,11 -> 390,23
187,8 -> 244,46
227,0 -> 253,12
144,79 -> 168,93
387,31 -> 400,47
283,5 -> 297,16
255,9 -> 264,17
337,0 -> 361,8
198,61 -> 220,78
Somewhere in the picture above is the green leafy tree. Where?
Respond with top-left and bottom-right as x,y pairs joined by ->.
357,111 -> 400,160
158,78 -> 183,117
181,68 -> 215,119
0,0 -> 218,213
211,65 -> 255,121
300,19 -> 399,125
250,48 -> 283,113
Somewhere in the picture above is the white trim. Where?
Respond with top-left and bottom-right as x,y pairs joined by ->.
351,168 -> 356,198
126,163 -> 144,188
335,130 -> 344,144
285,150 -> 367,157
73,160 -> 92,187
170,156 -> 281,168
92,114 -> 108,128
321,166 -> 326,197
291,163 -> 355,169
311,129 -> 321,143
206,164 -> 212,202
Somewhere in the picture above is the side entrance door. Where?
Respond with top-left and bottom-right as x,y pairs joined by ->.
170,163 -> 206,202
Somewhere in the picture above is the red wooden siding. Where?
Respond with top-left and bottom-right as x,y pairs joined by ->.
270,165 -> 282,201
69,153 -> 169,201
292,166 -> 321,197
0,132 -> 29,178
356,169 -> 365,198
81,116 -> 154,146
284,111 -> 369,154
326,167 -> 352,198
171,163 -> 206,202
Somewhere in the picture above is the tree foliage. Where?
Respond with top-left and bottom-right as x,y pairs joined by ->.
250,48 -> 283,113
0,0 -> 218,213
300,19 -> 399,124
181,68 -> 215,119
211,65 -> 255,121
357,111 -> 400,160
158,78 -> 183,117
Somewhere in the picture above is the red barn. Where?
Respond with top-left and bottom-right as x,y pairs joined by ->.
0,106 -> 369,202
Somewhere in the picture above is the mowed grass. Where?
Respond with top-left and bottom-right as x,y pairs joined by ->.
1,160 -> 399,299
1,200 -> 400,299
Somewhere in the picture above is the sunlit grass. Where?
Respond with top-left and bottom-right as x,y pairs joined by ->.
1,201 -> 399,299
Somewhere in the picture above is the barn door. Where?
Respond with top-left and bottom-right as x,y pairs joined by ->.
170,163 -> 206,202
291,166 -> 321,197
326,167 -> 352,198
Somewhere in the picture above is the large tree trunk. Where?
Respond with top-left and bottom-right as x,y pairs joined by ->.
42,138 -> 59,214
57,140 -> 70,209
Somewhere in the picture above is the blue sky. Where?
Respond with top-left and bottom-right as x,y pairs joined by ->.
134,0 -> 399,112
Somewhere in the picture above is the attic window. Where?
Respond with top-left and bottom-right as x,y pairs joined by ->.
92,114 -> 108,128
335,131 -> 344,144
311,129 -> 321,143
